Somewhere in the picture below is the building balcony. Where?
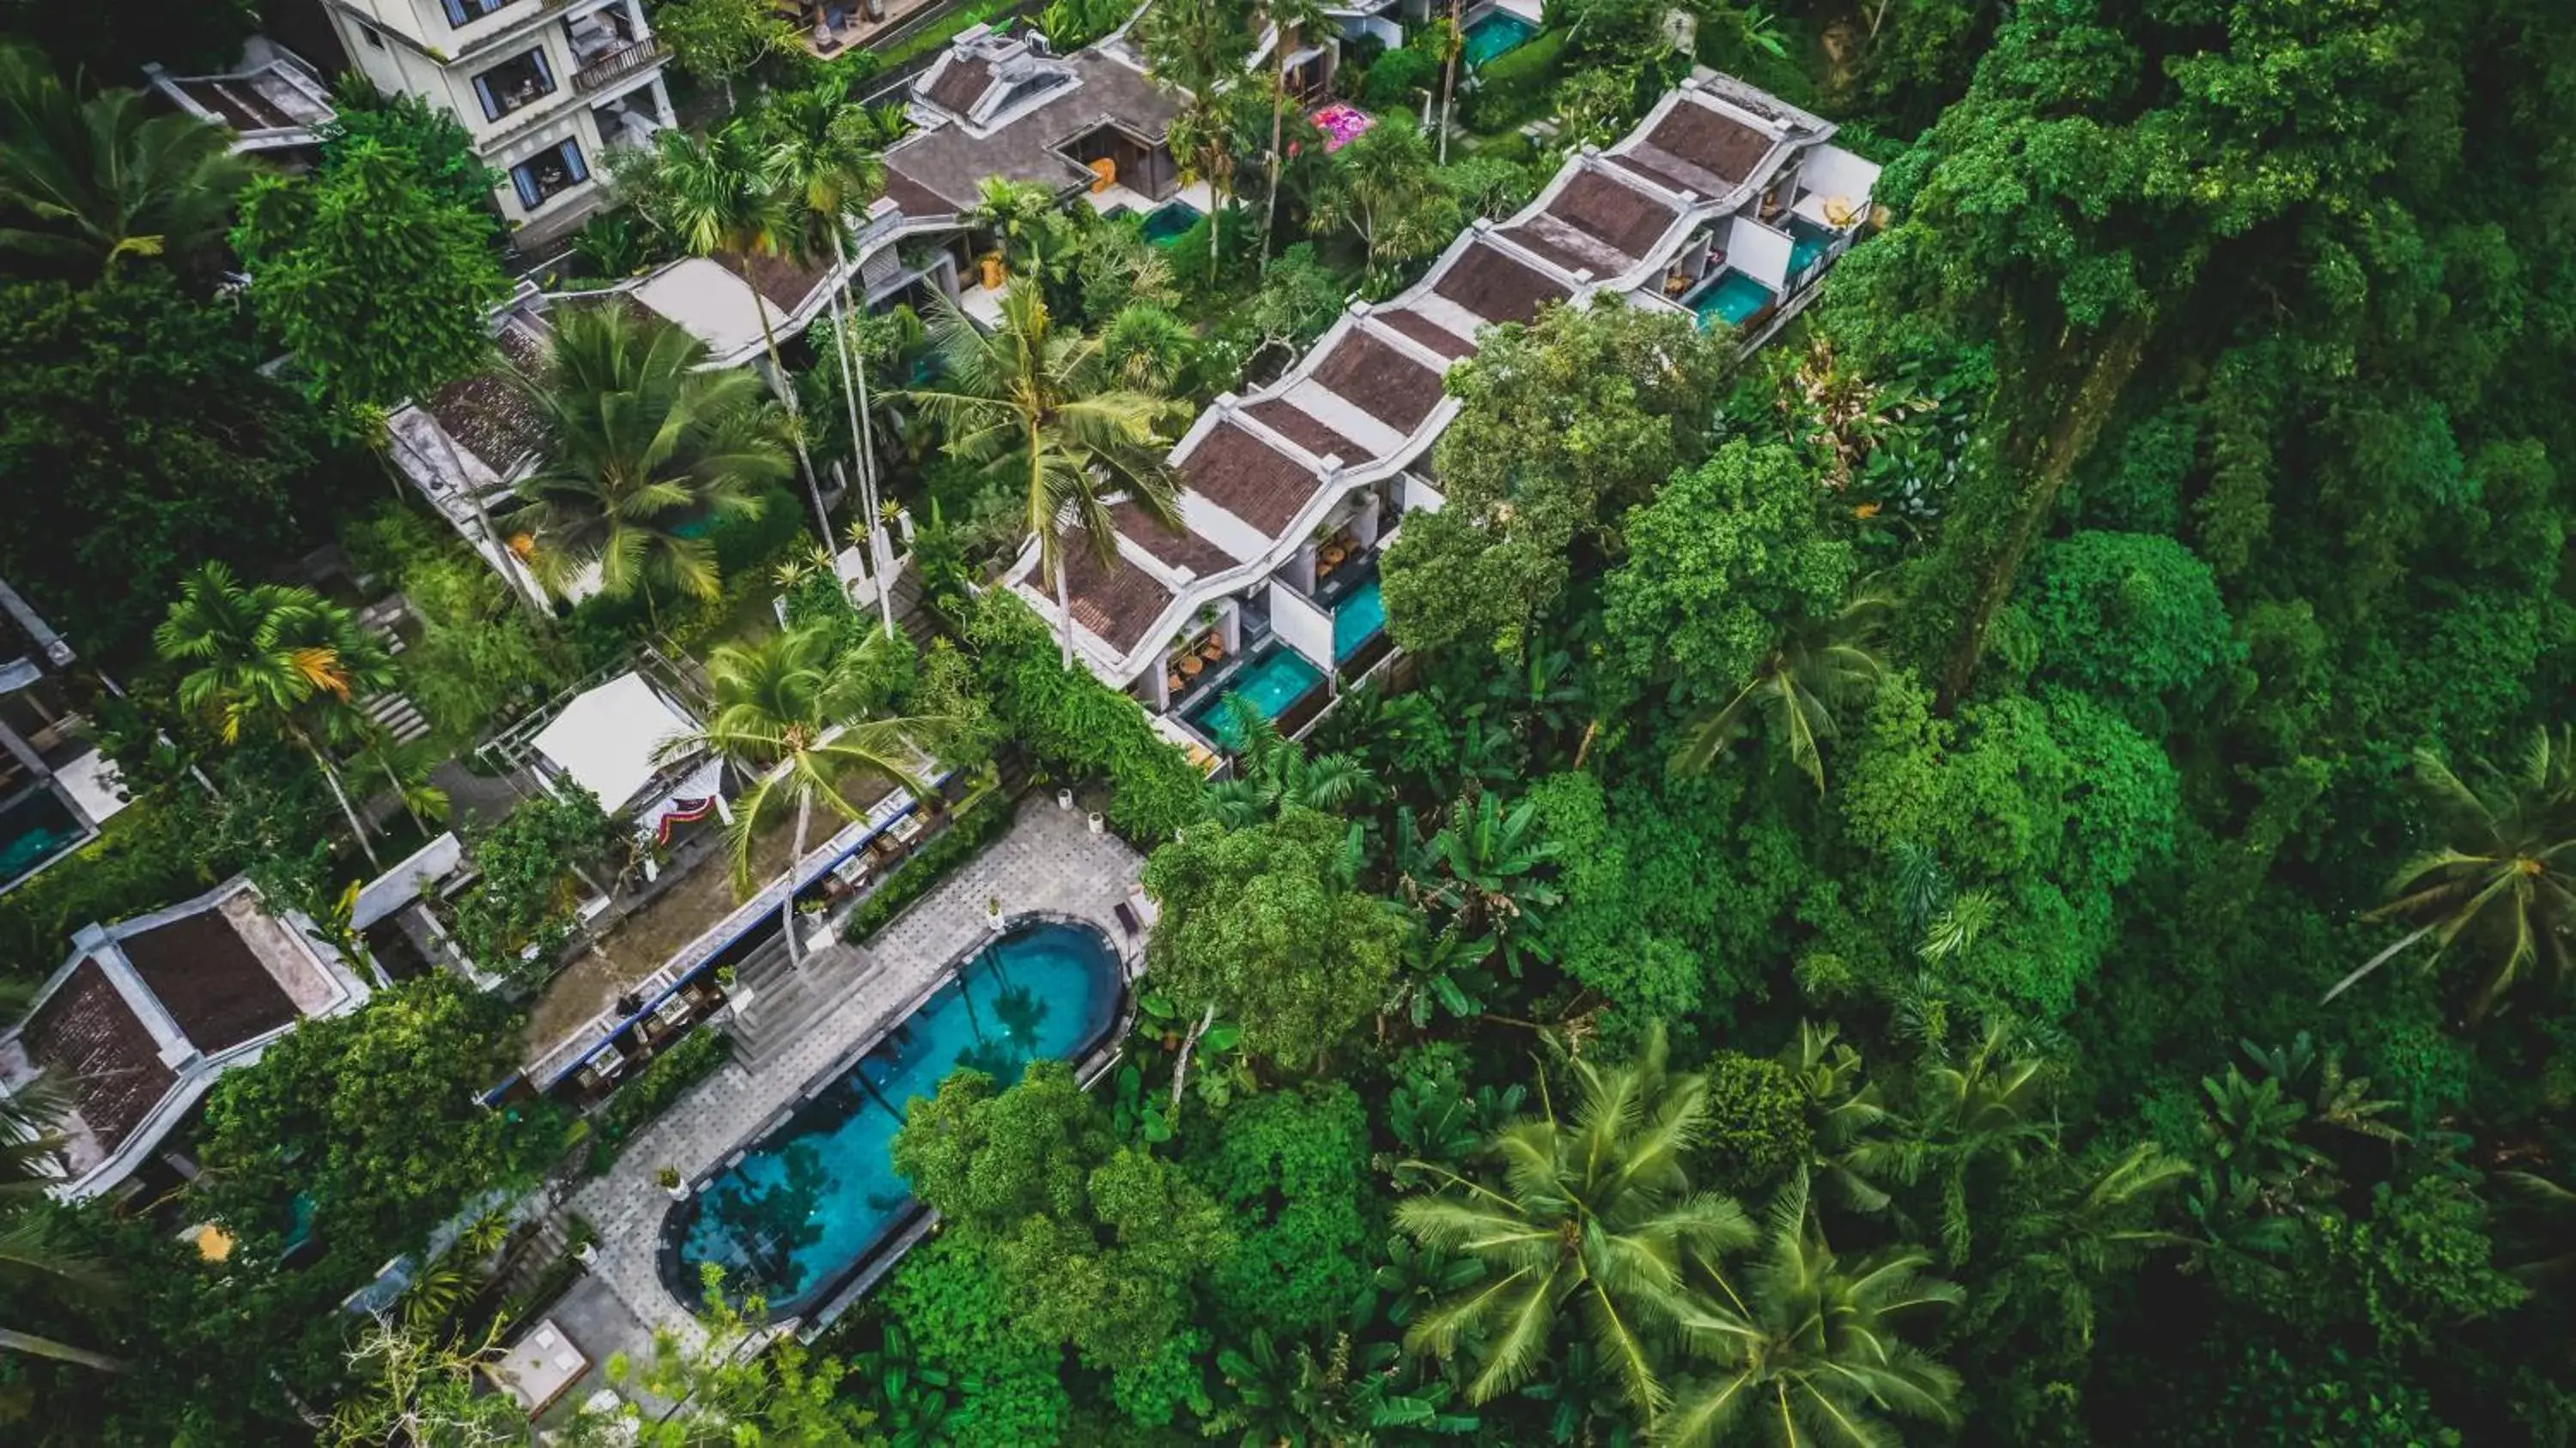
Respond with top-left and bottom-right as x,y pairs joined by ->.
574,35 -> 665,93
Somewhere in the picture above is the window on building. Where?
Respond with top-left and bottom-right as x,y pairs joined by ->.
440,0 -> 514,26
472,47 -> 556,122
509,138 -> 589,211
359,23 -> 386,49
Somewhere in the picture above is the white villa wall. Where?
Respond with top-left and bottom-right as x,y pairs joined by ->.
1267,581 -> 1338,673
1799,143 -> 1881,218
1402,473 -> 1447,514
1727,214 -> 1795,289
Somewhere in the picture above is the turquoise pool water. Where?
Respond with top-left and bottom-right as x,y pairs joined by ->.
1787,226 -> 1830,277
1184,646 -> 1325,749
1463,11 -> 1537,65
1333,575 -> 1386,662
1694,270 -> 1777,329
1141,200 -> 1201,246
0,788 -> 82,885
665,919 -> 1121,1314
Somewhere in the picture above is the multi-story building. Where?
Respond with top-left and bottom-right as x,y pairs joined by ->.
0,579 -> 124,896
1000,75 -> 1883,757
314,0 -> 675,244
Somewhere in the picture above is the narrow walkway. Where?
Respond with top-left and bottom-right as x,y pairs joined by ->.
561,793 -> 1144,1350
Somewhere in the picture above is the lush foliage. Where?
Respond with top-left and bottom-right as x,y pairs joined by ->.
447,786 -> 627,984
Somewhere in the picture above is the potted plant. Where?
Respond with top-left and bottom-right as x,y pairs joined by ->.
986,895 -> 1005,930
657,1166 -> 686,1199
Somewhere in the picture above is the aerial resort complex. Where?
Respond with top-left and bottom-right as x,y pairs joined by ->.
3,0 -> 2572,1441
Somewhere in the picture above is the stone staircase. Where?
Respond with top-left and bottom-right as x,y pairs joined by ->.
723,930 -> 888,1062
355,598 -> 434,746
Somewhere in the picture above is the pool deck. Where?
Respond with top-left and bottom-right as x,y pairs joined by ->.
558,793 -> 1145,1359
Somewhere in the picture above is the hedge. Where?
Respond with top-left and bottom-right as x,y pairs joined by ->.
841,787 -> 1014,944
962,592 -> 1206,842
584,1029 -> 735,1175
1461,27 -> 1567,133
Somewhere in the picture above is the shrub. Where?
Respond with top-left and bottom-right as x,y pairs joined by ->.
1699,1051 -> 1813,1193
962,592 -> 1205,840
1462,27 -> 1566,131
0,800 -> 214,977
587,1030 -> 735,1172
1361,42 -> 1442,109
841,787 -> 1013,943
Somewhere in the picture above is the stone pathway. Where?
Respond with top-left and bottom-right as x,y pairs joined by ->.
558,793 -> 1144,1357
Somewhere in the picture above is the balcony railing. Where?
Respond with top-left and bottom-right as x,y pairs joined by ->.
574,36 -> 666,93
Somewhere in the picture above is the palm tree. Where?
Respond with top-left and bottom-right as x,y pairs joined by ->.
657,624 -> 934,970
1433,0 -> 1463,163
506,304 -> 791,605
904,284 -> 1185,666
1207,697 -> 1377,825
1138,0 -> 1254,285
2331,726 -> 2576,1019
154,563 -> 396,869
1306,118 -> 1461,284
637,120 -> 834,551
0,1043 -> 124,1374
1963,1141 -> 2191,1364
1394,1022 -> 1756,1413
1255,0 -> 1334,272
0,45 -> 253,275
769,78 -> 904,637
1657,1171 -> 1963,1448
1862,1022 -> 2054,1265
1772,1020 -> 1899,1218
968,175 -> 1075,285
1669,586 -> 1891,788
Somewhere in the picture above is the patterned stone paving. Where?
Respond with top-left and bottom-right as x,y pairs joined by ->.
559,794 -> 1144,1354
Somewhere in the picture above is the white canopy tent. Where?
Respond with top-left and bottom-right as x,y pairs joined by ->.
530,672 -> 699,814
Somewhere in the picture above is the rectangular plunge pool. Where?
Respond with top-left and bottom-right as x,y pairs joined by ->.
1141,200 -> 1201,246
1463,11 -> 1538,65
1693,269 -> 1778,329
1333,575 -> 1386,662
1183,646 -> 1325,749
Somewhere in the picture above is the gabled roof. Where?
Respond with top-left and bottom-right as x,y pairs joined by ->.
0,879 -> 371,1199
884,32 -> 1179,211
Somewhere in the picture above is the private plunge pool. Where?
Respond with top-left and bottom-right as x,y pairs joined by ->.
1463,9 -> 1538,66
1140,198 -> 1201,246
661,917 -> 1123,1317
1183,645 -> 1326,750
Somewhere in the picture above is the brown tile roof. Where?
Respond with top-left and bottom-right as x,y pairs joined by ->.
721,247 -> 835,313
1542,170 -> 1679,260
1311,328 -> 1445,436
1248,398 -> 1370,460
883,171 -> 956,220
926,57 -> 995,116
119,910 -> 295,1054
1612,100 -> 1773,198
884,53 -> 1180,210
1375,308 -> 1477,361
1115,500 -> 1236,575
427,326 -> 547,474
25,961 -> 175,1153
1058,543 -> 1176,653
178,76 -> 295,129
1433,240 -> 1570,327
1183,421 -> 1327,536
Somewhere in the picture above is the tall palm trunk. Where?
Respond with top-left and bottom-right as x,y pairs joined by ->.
1437,0 -> 1461,164
1261,45 -> 1291,274
0,1327 -> 125,1374
741,258 -> 835,551
780,791 -> 811,971
826,228 -> 896,637
301,731 -> 385,872
1053,553 -> 1078,671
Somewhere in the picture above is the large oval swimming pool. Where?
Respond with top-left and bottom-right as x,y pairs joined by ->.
662,917 -> 1123,1315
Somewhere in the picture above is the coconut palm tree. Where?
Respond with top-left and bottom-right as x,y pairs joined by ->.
507,300 -> 791,606
1255,0 -> 1335,271
2330,726 -> 2576,1019
1138,0 -> 1254,285
1657,1171 -> 1963,1448
968,175 -> 1076,286
1306,117 -> 1461,284
768,78 -> 906,637
1668,585 -> 1893,789
154,563 -> 396,869
904,284 -> 1185,667
0,45 -> 253,275
1862,1022 -> 2054,1265
636,120 -> 834,551
658,624 -> 934,970
1394,1022 -> 1756,1413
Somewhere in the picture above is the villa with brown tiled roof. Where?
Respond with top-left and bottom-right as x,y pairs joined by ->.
1002,74 -> 1883,753
0,879 -> 374,1202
